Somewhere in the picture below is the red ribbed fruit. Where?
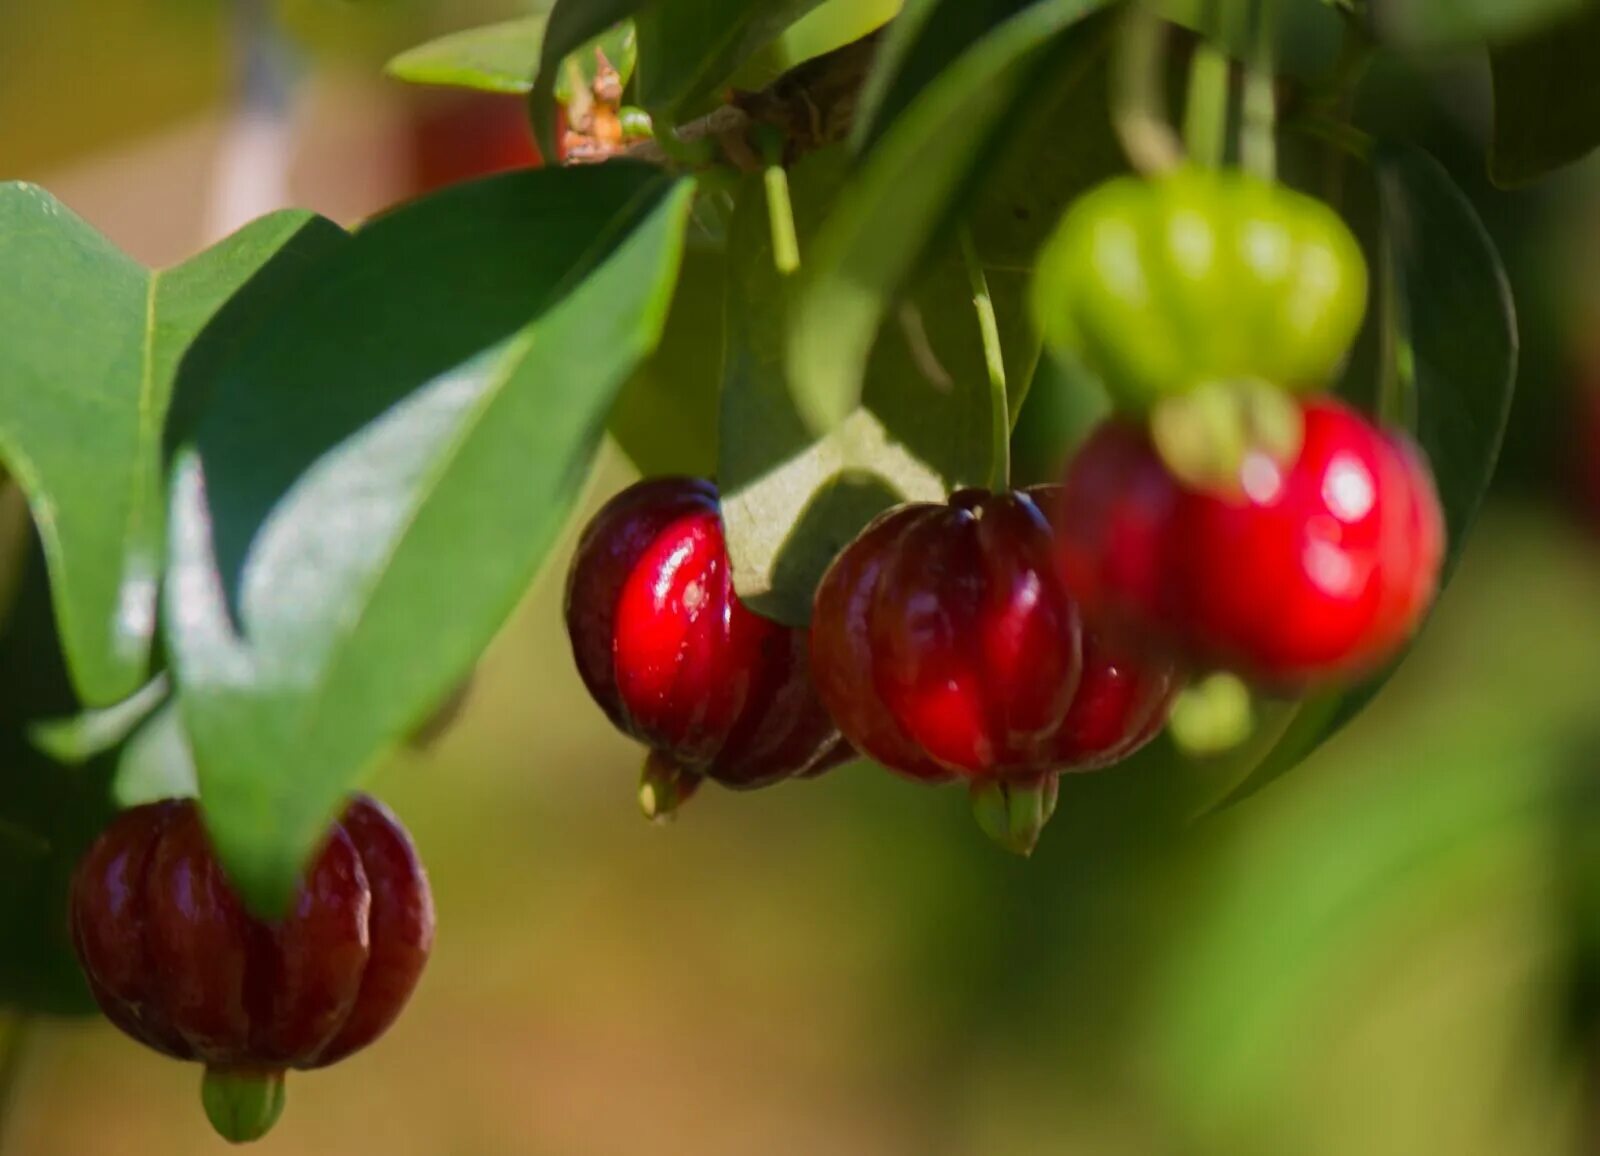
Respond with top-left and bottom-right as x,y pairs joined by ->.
810,488 -> 1180,785
565,477 -> 844,812
70,795 -> 433,1142
1057,397 -> 1445,689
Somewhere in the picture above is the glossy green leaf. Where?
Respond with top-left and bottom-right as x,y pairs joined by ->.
0,185 -> 344,708
728,0 -> 902,92
1373,0 -> 1585,47
1217,144 -> 1517,809
720,149 -> 1034,625
786,0 -> 1113,434
165,166 -> 694,915
530,0 -> 645,156
608,241 -> 725,477
633,0 -> 831,119
386,17 -> 549,94
1489,6 -> 1600,187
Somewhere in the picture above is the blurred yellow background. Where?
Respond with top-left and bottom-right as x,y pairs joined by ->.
5,3 -> 1600,1154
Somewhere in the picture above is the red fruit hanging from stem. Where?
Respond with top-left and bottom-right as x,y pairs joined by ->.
809,488 -> 1181,852
565,477 -> 845,818
1057,397 -> 1445,690
70,795 -> 434,1144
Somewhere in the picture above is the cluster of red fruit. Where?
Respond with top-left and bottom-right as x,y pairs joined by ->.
564,171 -> 1446,853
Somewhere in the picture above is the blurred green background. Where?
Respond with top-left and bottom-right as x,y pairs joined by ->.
6,2 -> 1600,1153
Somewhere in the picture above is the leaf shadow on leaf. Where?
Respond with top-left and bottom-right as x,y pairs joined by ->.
767,469 -> 907,601
167,170 -> 654,627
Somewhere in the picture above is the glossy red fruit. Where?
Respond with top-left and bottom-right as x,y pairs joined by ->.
565,477 -> 844,805
1057,397 -> 1445,689
70,795 -> 433,1142
809,489 -> 1180,785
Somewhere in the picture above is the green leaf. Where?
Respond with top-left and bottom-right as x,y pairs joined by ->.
386,17 -> 549,95
852,0 -> 1038,154
728,0 -> 903,92
114,701 -> 198,808
1217,144 -> 1517,809
1489,6 -> 1600,187
165,166 -> 693,915
608,241 -> 725,477
530,0 -> 646,156
719,149 -> 1033,624
1373,0 -> 1586,47
786,0 -> 1114,434
29,677 -> 168,767
0,185 -> 344,707
633,0 -> 832,120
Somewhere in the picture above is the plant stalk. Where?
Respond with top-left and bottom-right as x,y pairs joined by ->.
1240,0 -> 1281,180
1183,0 -> 1230,168
960,229 -> 1011,490
1113,3 -> 1184,175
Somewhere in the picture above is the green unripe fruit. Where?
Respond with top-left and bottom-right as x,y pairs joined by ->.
1032,170 -> 1368,411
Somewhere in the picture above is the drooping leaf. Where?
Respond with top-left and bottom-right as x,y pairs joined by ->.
0,185 -> 344,707
165,166 -> 693,915
386,17 -> 549,95
1489,5 -> 1600,187
632,0 -> 832,120
1217,144 -> 1517,808
719,149 -> 1034,625
786,0 -> 1114,434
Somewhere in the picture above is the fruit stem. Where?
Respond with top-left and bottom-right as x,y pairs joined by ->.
1113,3 -> 1184,175
970,775 -> 1061,858
960,227 -> 1011,490
201,1066 -> 287,1145
1182,0 -> 1230,169
1239,0 -> 1280,180
755,125 -> 801,276
638,751 -> 703,823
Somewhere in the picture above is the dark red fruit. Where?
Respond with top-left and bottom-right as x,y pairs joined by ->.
809,488 -> 1180,785
1057,397 -> 1445,689
565,477 -> 844,808
70,795 -> 433,1142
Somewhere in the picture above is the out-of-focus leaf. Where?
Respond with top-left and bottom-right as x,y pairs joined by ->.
786,0 -> 1112,434
608,243 -> 725,478
1489,6 -> 1600,187
851,0 -> 1036,153
633,0 -> 833,119
0,185 -> 344,708
386,17 -> 549,94
728,0 -> 902,92
1373,0 -> 1586,47
114,702 -> 199,809
1218,144 -> 1516,808
165,167 -> 693,915
29,677 -> 168,767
